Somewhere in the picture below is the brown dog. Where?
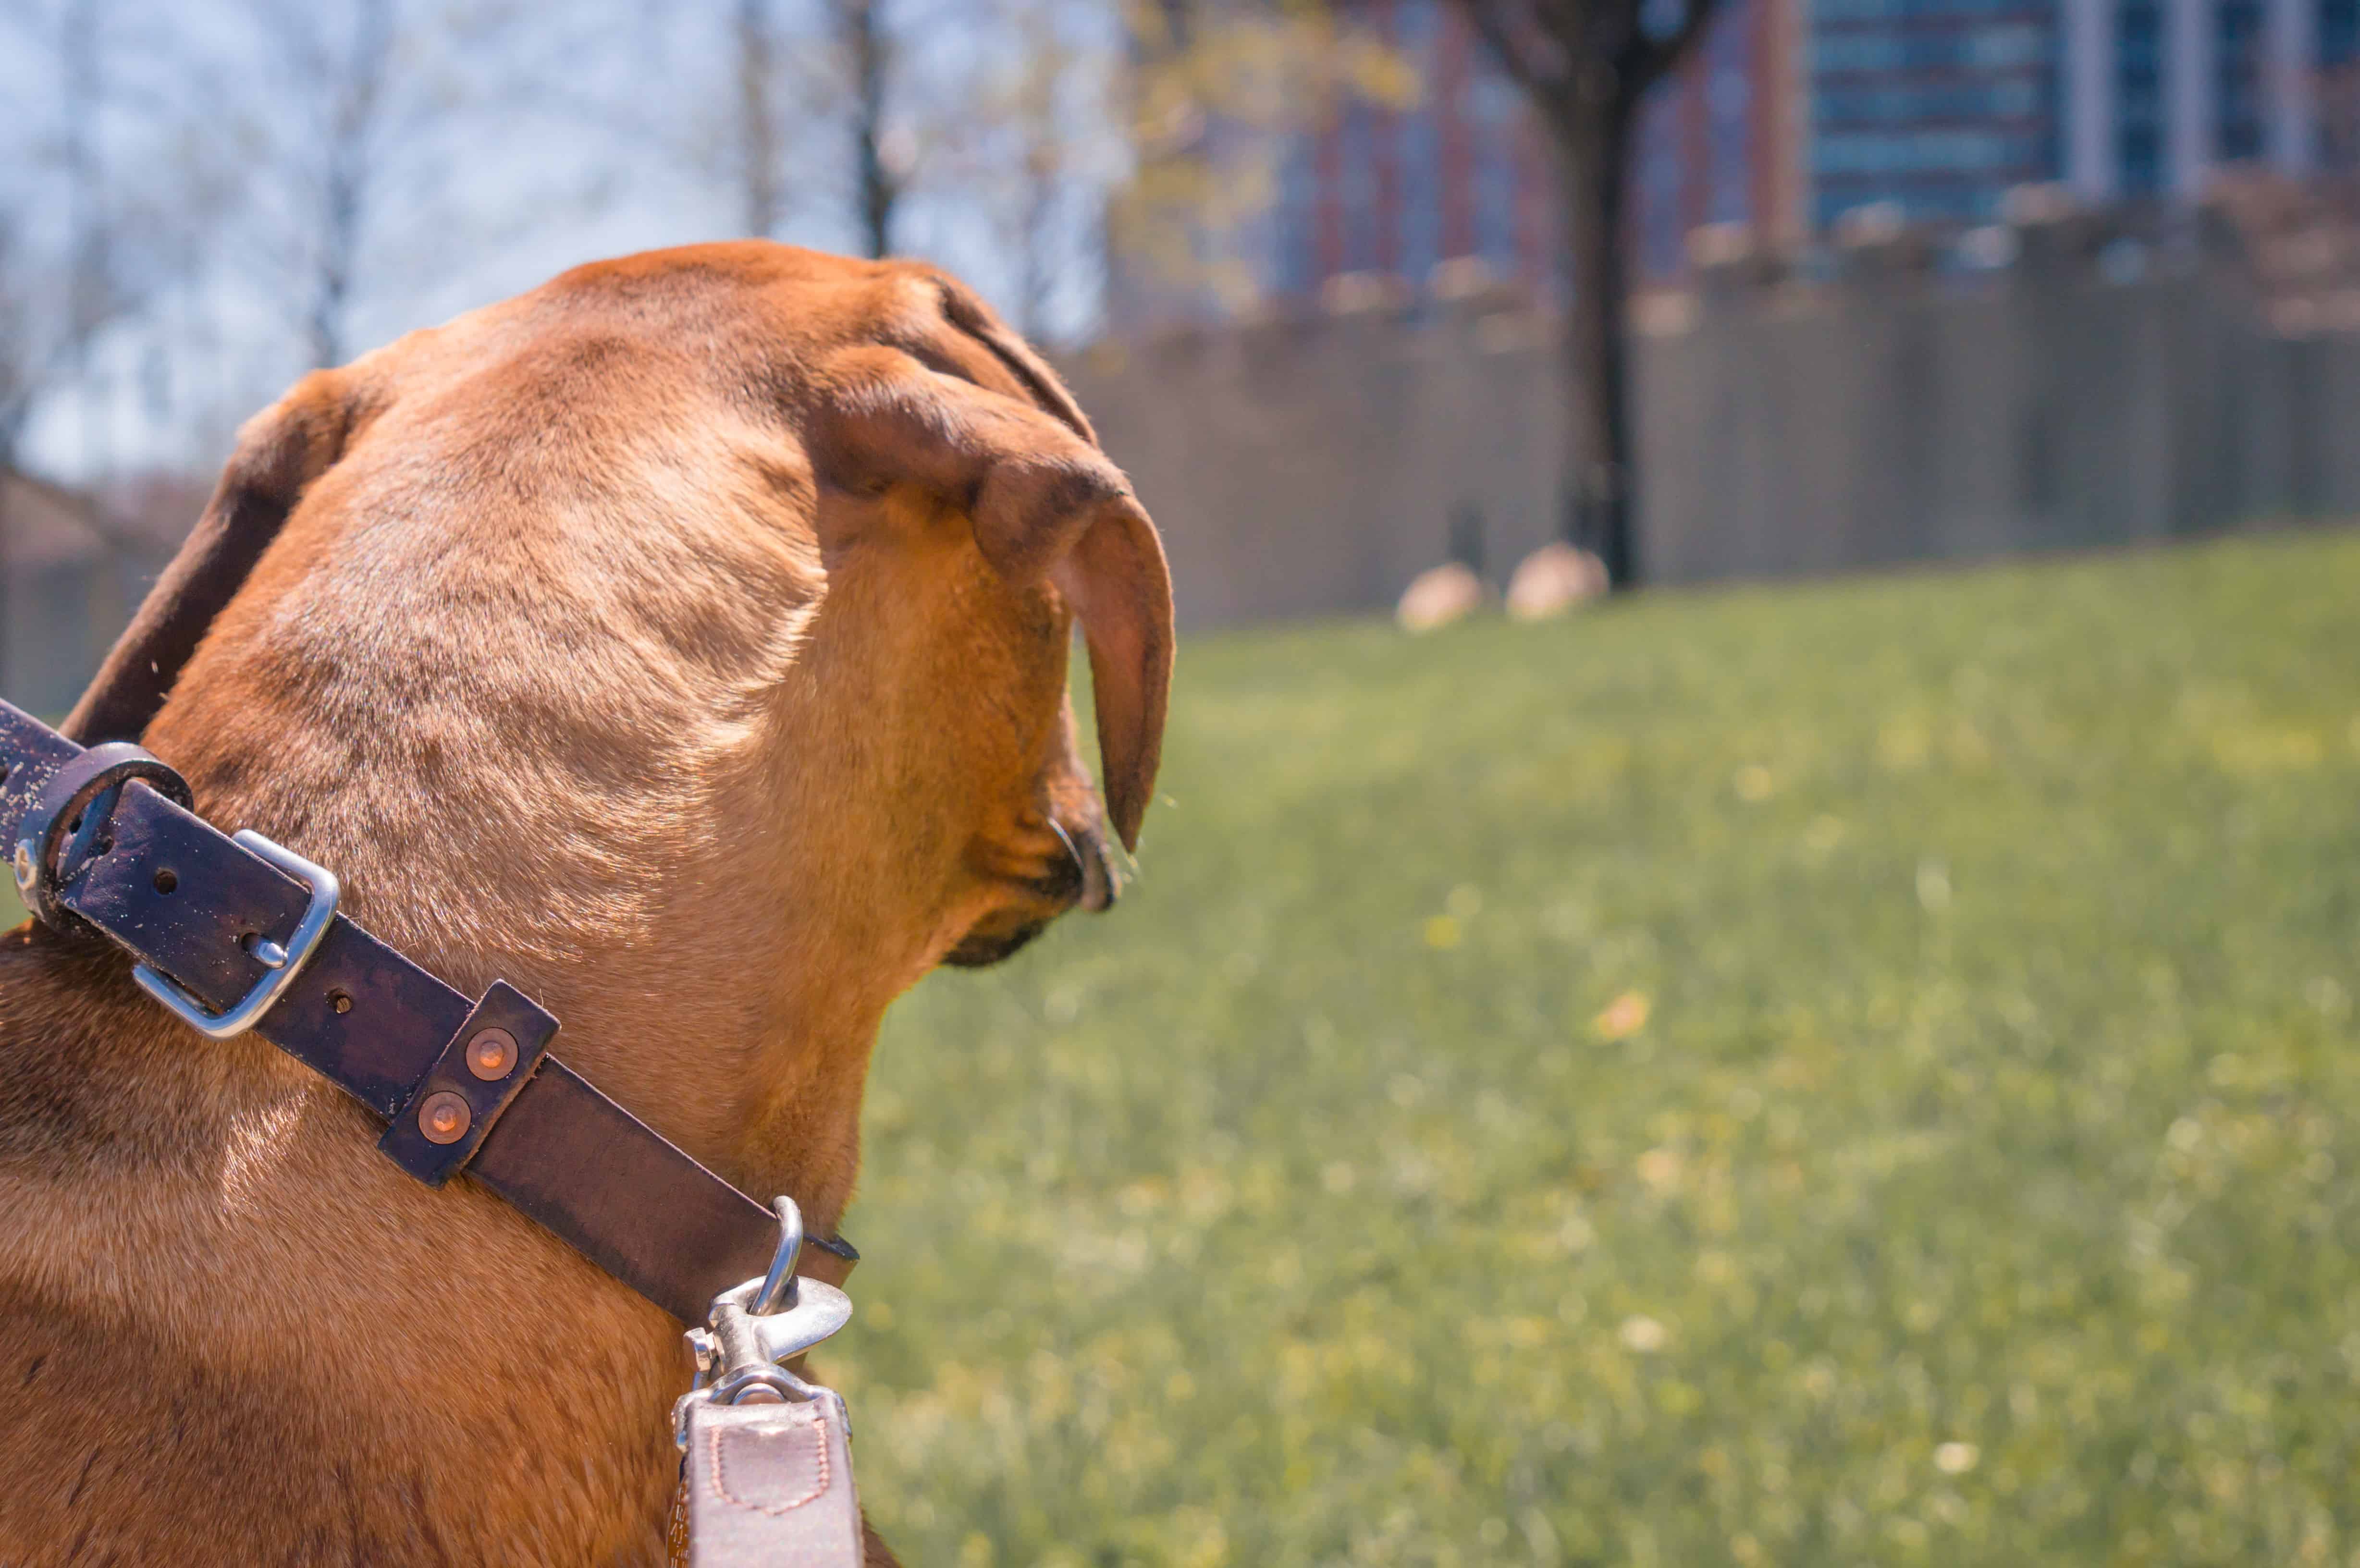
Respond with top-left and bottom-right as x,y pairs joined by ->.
0,243 -> 1171,1565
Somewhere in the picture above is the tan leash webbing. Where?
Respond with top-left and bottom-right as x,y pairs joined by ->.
672,1392 -> 864,1566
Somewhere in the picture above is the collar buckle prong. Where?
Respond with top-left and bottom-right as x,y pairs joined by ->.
133,830 -> 340,1041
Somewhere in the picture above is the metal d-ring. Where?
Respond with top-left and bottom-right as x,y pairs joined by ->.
750,1195 -> 804,1315
673,1196 -> 854,1447
134,830 -> 341,1041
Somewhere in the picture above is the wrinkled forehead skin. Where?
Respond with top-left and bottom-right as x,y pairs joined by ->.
413,243 -> 1095,439
332,244 -> 1098,598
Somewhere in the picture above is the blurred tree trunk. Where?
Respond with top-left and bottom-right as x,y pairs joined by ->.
1555,87 -> 1635,585
61,0 -> 103,475
1455,0 -> 1724,590
306,0 -> 394,368
836,0 -> 898,257
1006,4 -> 1066,337
735,0 -> 787,237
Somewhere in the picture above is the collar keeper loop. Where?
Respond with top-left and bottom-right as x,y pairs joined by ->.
11,743 -> 192,932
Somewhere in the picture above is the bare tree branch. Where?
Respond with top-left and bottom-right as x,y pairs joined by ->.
735,0 -> 788,236
0,0 -> 226,686
305,0 -> 395,368
836,0 -> 899,257
1453,0 -> 1566,106
1630,0 -> 1727,93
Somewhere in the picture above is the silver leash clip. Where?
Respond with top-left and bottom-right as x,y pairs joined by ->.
673,1196 -> 853,1450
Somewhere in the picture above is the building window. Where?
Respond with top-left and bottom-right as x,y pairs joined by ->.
2326,0 -> 2360,61
2117,0 -> 2164,195
2217,0 -> 2266,160
1809,0 -> 2060,227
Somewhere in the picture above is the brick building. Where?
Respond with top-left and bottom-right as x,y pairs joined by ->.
1104,0 -> 2360,334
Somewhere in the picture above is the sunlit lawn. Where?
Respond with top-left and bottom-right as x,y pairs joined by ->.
834,528 -> 2360,1565
10,531 -> 2359,1564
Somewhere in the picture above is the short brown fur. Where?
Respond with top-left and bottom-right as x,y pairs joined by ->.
0,243 -> 1173,1565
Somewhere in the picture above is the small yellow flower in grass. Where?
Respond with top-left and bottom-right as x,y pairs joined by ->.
1619,1314 -> 1668,1353
1424,915 -> 1461,949
1733,763 -> 1774,802
1636,1146 -> 1684,1194
1934,1441 -> 1980,1475
1595,991 -> 1651,1041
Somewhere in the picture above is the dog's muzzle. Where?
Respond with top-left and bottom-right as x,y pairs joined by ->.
1057,817 -> 1119,915
944,818 -> 1117,968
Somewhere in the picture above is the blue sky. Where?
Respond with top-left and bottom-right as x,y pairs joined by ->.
5,0 -> 1122,484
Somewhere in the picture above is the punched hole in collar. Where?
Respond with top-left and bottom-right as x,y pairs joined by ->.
153,868 -> 178,894
330,991 -> 353,1015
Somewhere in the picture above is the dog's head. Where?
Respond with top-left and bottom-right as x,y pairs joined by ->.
67,245 -> 1172,1178
802,316 -> 1171,972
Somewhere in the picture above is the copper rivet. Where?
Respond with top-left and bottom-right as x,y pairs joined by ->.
418,1090 -> 471,1144
466,1027 -> 518,1081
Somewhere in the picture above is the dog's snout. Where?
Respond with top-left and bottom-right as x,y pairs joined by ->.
946,815 -> 1119,968
1051,818 -> 1118,914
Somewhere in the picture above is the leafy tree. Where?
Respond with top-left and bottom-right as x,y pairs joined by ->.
1111,0 -> 1414,324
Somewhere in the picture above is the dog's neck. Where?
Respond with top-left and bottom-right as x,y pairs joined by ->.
94,602 -> 935,1248
0,546 -> 932,1565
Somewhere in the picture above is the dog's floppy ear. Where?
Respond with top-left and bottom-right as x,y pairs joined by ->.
65,372 -> 355,745
816,347 -> 1174,852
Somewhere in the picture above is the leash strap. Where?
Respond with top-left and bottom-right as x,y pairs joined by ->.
678,1394 -> 864,1567
0,697 -> 852,1318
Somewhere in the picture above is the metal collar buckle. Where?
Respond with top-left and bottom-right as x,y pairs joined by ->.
134,830 -> 341,1040
673,1197 -> 854,1450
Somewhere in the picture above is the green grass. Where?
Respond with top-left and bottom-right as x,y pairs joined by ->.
831,530 -> 2360,1566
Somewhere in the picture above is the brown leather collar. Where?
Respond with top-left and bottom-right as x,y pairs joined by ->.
1,699 -> 853,1322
